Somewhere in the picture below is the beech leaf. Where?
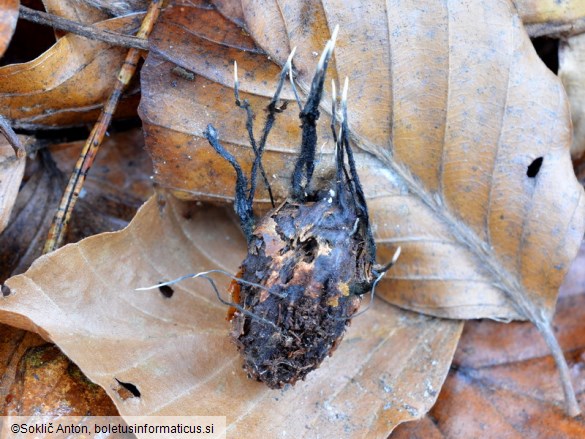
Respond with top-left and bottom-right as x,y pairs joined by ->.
0,0 -> 18,58
393,241 -> 585,437
42,0 -> 109,28
0,13 -> 143,129
0,323 -> 116,418
514,0 -> 585,37
0,129 -> 152,281
140,1 -> 585,321
1,194 -> 462,437
0,134 -> 25,234
138,0 -> 585,415
560,32 -> 585,159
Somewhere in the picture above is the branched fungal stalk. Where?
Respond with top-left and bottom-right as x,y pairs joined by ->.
202,27 -> 401,388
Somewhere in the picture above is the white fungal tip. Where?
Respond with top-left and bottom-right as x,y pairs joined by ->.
316,40 -> 332,71
392,246 -> 402,263
331,79 -> 337,102
233,60 -> 238,84
331,24 -> 339,46
135,281 -> 164,291
342,77 -> 349,103
286,46 -> 297,66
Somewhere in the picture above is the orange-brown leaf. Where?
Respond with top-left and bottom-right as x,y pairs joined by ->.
0,0 -> 19,59
393,241 -> 585,437
0,13 -> 143,129
0,323 -> 117,419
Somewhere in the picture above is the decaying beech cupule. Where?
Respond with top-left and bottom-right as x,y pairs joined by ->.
231,192 -> 375,388
205,27 -> 396,388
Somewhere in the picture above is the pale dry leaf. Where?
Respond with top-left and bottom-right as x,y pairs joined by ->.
514,0 -> 585,37
0,0 -> 19,58
0,134 -> 25,234
140,0 -> 585,321
0,13 -> 143,129
560,33 -> 585,159
1,194 -> 462,438
515,0 -> 585,22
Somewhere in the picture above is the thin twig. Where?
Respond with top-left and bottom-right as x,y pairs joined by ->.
0,115 -> 25,158
19,5 -> 149,50
43,0 -> 162,253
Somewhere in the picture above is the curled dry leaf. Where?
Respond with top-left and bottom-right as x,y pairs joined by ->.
392,241 -> 585,438
0,149 -> 66,282
81,0 -> 150,17
0,128 -> 152,281
1,194 -> 462,437
560,33 -> 585,159
0,134 -> 25,234
0,13 -> 143,129
0,0 -> 19,58
514,0 -> 585,37
42,0 -> 109,28
141,1 -> 585,322
213,0 -> 245,27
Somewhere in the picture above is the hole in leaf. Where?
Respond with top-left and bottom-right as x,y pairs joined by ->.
527,157 -> 543,178
158,284 -> 174,298
1,285 -> 11,296
115,379 -> 141,399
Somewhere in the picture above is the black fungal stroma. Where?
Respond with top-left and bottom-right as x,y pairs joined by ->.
205,28 -> 399,389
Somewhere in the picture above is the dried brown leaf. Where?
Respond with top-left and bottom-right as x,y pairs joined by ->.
392,241 -> 585,437
212,0 -> 245,27
0,128 -> 152,281
80,0 -> 149,17
42,0 -> 109,28
560,33 -> 585,159
0,134 -> 25,234
515,0 -> 585,37
140,1 -> 585,322
1,194 -> 462,437
0,323 -> 117,421
0,0 -> 19,59
0,13 -> 143,129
